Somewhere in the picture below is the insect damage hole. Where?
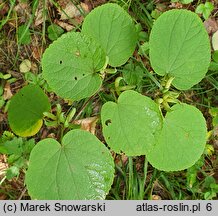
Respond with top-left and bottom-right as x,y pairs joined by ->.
59,60 -> 63,64
105,119 -> 112,126
74,77 -> 78,80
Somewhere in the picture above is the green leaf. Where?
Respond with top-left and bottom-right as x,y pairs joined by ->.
6,166 -> 20,180
0,73 -> 11,80
23,138 -> 35,154
210,183 -> 218,192
8,85 -> 50,137
122,61 -> 144,86
101,90 -> 162,156
7,154 -> 20,164
205,2 -> 214,10
209,107 -> 218,127
25,129 -> 114,200
209,61 -> 218,71
203,176 -> 216,189
42,32 -> 106,100
180,0 -> 193,4
202,8 -> 212,20
204,191 -> 216,200
18,24 -> 31,45
0,144 -> 7,154
82,3 -> 137,67
195,4 -> 204,14
149,9 -> 210,90
146,103 -> 207,171
4,137 -> 23,155
12,157 -> 25,168
212,51 -> 218,62
47,24 -> 64,41
0,131 -> 14,143
138,42 -> 149,56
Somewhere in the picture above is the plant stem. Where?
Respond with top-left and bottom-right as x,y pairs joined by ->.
165,76 -> 175,90
58,126 -> 64,143
115,77 -> 123,95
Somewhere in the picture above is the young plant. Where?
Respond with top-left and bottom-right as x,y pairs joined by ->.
0,131 -> 35,181
7,4 -> 211,200
195,2 -> 214,20
17,24 -> 31,45
47,24 -> 64,41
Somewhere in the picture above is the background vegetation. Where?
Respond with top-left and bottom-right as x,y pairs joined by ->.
0,0 -> 217,200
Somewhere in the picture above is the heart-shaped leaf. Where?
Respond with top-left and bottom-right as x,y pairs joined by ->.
8,85 -> 50,137
42,32 -> 106,101
102,90 -> 207,171
82,3 -> 137,67
25,129 -> 114,199
101,90 -> 162,156
149,9 -> 210,90
147,103 -> 207,171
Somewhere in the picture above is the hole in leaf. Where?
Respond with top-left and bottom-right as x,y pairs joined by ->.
82,74 -> 85,76
60,60 -> 62,64
74,77 -> 77,80
105,119 -> 112,126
